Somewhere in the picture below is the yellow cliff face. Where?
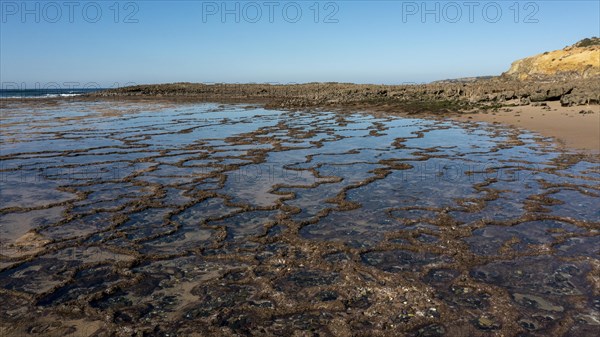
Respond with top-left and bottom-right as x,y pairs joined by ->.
504,43 -> 600,81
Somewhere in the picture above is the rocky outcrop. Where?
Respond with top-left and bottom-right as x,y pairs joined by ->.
503,38 -> 600,81
89,38 -> 600,111
90,78 -> 599,111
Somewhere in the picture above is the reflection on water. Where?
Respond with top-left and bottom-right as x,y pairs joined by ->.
0,100 -> 599,336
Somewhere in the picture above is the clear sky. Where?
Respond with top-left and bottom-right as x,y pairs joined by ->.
1,0 -> 599,88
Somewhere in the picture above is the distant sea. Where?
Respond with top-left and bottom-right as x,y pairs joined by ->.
0,88 -> 103,98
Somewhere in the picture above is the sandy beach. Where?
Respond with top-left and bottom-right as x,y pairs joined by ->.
455,102 -> 600,151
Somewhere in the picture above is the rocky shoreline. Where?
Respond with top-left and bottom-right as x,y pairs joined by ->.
88,37 -> 599,113
89,78 -> 600,113
1,99 -> 599,337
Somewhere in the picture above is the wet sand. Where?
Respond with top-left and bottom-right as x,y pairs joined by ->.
455,102 -> 599,152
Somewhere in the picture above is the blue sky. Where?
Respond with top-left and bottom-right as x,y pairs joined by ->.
1,1 -> 599,87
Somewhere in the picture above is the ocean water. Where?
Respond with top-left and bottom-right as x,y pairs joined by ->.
0,88 -> 102,98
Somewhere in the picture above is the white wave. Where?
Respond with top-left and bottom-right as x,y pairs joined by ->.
0,93 -> 83,99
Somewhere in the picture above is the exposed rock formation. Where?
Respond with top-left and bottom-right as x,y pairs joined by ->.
89,38 -> 600,111
90,78 -> 599,111
503,38 -> 600,81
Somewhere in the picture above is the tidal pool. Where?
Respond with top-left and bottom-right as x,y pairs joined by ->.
0,100 -> 598,336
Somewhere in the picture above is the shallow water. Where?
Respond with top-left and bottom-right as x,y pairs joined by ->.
0,100 -> 599,336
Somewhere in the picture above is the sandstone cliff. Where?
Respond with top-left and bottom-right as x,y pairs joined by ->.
503,38 -> 600,81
